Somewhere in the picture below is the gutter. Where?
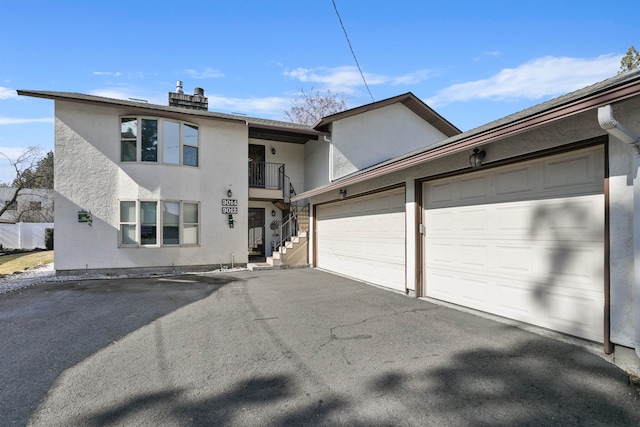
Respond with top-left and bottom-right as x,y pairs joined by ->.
598,104 -> 640,360
293,75 -> 640,202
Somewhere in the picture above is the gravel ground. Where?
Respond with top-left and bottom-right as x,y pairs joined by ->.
0,263 -> 249,295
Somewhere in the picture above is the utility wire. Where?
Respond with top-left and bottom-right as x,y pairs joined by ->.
331,0 -> 374,103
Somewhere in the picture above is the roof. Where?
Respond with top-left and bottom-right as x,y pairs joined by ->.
16,90 -> 322,142
294,68 -> 640,201
312,92 -> 461,137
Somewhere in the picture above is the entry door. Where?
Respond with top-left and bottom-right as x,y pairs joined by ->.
249,144 -> 266,187
248,208 -> 265,257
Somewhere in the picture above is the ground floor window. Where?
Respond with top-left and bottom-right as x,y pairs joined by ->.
119,200 -> 199,247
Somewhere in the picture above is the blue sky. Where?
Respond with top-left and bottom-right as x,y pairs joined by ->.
0,0 -> 636,183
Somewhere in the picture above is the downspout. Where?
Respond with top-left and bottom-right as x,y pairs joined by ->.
324,134 -> 334,182
598,105 -> 640,359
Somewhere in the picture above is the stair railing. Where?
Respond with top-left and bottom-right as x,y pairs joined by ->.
275,201 -> 309,252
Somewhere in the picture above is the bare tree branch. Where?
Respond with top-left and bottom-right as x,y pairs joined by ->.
285,88 -> 347,126
0,147 -> 52,220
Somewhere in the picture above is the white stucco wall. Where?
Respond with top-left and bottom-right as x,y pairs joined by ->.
54,101 -> 248,272
304,138 -> 330,191
330,103 -> 450,181
309,99 -> 640,350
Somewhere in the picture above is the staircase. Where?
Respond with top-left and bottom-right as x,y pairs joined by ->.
267,203 -> 309,267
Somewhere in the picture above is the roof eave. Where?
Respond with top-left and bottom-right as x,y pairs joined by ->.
293,73 -> 640,202
312,92 -> 461,137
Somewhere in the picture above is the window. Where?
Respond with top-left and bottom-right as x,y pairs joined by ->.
162,201 -> 180,244
183,202 -> 199,245
119,200 -> 199,247
120,201 -> 137,245
163,121 -> 180,165
28,201 -> 42,211
4,200 -> 17,211
141,119 -> 158,162
183,124 -> 199,166
120,117 -> 198,166
120,118 -> 137,162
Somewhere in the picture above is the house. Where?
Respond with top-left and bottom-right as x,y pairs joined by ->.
0,188 -> 54,223
18,68 -> 640,376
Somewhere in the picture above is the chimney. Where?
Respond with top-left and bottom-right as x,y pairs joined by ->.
168,83 -> 208,111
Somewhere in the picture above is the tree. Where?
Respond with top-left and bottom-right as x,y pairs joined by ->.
0,148 -> 54,221
619,45 -> 640,74
13,150 -> 53,189
284,88 -> 347,126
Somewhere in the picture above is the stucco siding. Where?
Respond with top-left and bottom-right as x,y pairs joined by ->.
330,103 -> 450,180
304,138 -> 330,191
54,101 -> 248,272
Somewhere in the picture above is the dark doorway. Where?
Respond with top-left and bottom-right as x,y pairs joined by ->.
248,208 -> 265,258
249,144 -> 266,187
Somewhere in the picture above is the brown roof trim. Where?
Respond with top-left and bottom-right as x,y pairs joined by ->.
294,73 -> 640,201
248,122 -> 323,139
312,92 -> 461,137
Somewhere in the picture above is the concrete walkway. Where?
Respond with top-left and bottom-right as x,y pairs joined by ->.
2,269 -> 639,426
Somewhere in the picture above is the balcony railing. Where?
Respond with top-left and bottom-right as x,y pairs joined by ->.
249,162 -> 284,190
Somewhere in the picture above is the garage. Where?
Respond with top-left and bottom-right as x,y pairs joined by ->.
423,146 -> 605,342
315,187 -> 406,292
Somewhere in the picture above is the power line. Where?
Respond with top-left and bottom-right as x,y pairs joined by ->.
331,0 -> 374,103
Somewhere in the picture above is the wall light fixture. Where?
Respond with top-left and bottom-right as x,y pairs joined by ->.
469,148 -> 486,168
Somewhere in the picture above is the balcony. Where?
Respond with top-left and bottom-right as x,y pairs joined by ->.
249,162 -> 294,204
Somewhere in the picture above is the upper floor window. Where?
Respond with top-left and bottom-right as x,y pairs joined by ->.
120,117 -> 198,166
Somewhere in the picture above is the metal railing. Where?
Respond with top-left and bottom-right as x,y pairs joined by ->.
249,162 -> 284,190
274,202 -> 309,252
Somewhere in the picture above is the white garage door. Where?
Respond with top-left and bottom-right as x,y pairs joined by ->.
316,187 -> 406,292
423,146 -> 605,342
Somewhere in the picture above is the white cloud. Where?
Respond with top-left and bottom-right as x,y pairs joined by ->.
92,71 -> 122,77
0,87 -> 19,100
183,68 -> 225,79
391,69 -> 438,85
0,117 -> 53,125
284,66 -> 434,93
427,54 -> 621,107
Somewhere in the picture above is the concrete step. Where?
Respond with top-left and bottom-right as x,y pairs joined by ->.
266,256 -> 283,266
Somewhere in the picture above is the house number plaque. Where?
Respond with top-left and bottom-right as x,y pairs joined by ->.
222,199 -> 238,214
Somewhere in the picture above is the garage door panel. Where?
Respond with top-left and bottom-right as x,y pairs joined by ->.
460,175 -> 488,200
424,146 -> 604,342
459,244 -> 489,267
543,153 -> 595,188
496,167 -> 532,195
496,245 -> 533,273
316,188 -> 406,292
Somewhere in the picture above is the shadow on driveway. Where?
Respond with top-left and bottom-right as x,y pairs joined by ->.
0,274 -> 235,427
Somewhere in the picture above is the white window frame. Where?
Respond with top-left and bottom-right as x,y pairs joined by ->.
119,200 -> 200,247
119,200 -> 138,247
120,116 -> 199,167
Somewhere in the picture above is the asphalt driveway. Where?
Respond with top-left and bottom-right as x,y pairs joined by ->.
1,269 -> 638,426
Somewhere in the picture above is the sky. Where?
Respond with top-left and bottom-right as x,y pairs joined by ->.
0,0 -> 637,184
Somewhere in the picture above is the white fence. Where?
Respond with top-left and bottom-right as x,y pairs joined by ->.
0,222 -> 53,249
